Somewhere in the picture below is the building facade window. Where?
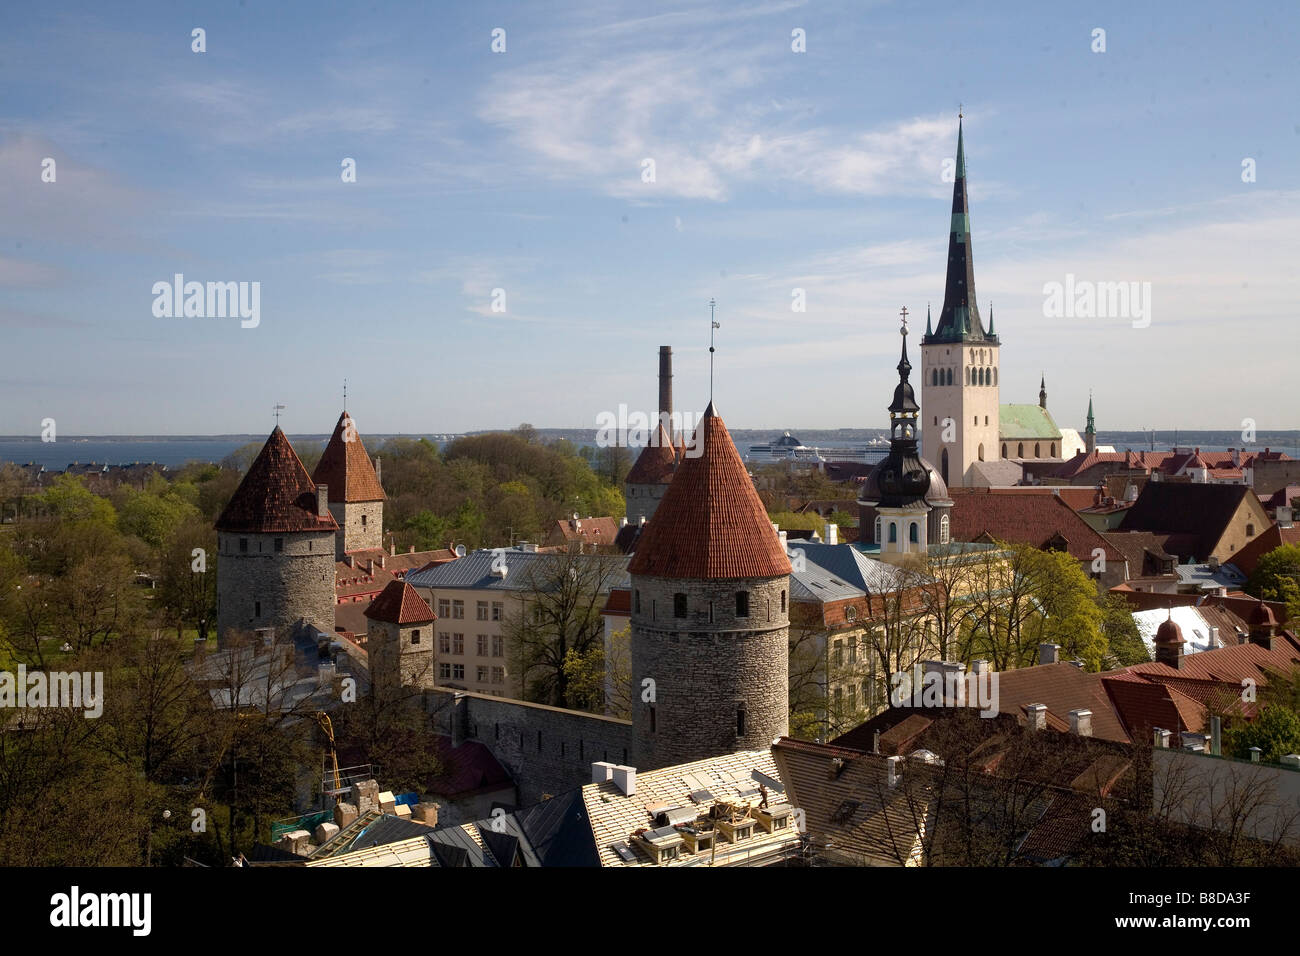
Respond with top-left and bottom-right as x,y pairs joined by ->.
909,522 -> 919,544
451,600 -> 464,619
1002,443 -> 1008,457
439,662 -> 451,680
492,635 -> 504,657
438,599 -> 450,618
452,664 -> 464,680
477,634 -> 488,656
239,538 -> 248,553
411,629 -> 421,644
274,538 -> 283,552
477,601 -> 488,620
674,593 -> 687,618
491,666 -> 504,684
452,633 -> 464,655
1034,443 -> 1041,457
735,591 -> 749,617
1018,443 -> 1024,457
439,633 -> 450,654
491,601 -> 503,621
477,666 -> 488,683
889,523 -> 897,544
874,515 -> 882,543
940,514 -> 950,544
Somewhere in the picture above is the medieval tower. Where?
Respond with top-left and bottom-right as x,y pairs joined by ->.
366,579 -> 437,691
628,402 -> 791,771
312,410 -> 386,559
214,426 -> 338,642
624,346 -> 679,527
920,116 -> 1000,488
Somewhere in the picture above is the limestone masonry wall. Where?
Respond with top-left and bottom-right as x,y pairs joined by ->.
216,530 -> 335,640
630,574 -> 789,771
422,689 -> 632,805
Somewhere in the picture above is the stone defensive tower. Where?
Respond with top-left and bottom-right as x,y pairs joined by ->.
214,426 -> 338,643
365,579 -> 437,691
628,402 -> 791,771
312,410 -> 386,558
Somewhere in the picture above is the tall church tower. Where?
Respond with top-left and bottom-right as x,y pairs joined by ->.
312,411 -> 386,559
920,116 -> 1000,488
628,403 -> 790,771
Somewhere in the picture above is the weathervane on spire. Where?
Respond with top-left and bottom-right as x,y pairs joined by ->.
342,379 -> 347,412
708,298 -> 720,403
273,403 -> 286,426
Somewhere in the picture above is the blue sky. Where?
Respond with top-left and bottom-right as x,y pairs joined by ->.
2,0 -> 1296,436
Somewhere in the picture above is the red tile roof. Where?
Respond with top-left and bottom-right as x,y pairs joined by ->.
948,488 -> 1123,563
628,404 -> 791,580
1227,523 -> 1300,576
1120,482 -> 1259,560
215,427 -> 339,534
312,411 -> 386,503
624,424 -> 678,485
364,580 -> 436,625
546,516 -> 621,548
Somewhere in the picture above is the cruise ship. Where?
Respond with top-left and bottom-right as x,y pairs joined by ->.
745,432 -> 887,465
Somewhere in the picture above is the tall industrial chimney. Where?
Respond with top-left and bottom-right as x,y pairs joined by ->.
658,345 -> 672,437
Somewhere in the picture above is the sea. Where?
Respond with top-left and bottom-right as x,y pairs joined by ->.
1,430 -> 1295,471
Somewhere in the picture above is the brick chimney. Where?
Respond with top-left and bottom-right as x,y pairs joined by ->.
1026,703 -> 1047,730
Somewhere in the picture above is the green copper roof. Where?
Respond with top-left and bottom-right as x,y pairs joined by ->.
999,404 -> 1061,441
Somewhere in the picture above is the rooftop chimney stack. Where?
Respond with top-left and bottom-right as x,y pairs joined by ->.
1069,709 -> 1093,737
826,522 -> 839,545
1039,643 -> 1060,665
611,764 -> 637,796
316,484 -> 329,518
1026,703 -> 1048,731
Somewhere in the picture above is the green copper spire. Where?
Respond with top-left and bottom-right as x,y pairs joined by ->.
956,113 -> 966,180
987,302 -> 994,335
925,303 -> 933,337
1086,394 -> 1095,434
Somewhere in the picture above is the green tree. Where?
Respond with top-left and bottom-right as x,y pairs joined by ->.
1099,592 -> 1149,666
1225,704 -> 1300,763
1247,544 -> 1300,621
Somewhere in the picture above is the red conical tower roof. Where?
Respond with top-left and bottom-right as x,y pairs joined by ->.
365,580 -> 435,625
312,411 -> 386,503
625,423 -> 678,485
628,404 -> 790,580
215,427 -> 339,534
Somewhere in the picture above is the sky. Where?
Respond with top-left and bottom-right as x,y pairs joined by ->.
2,0 -> 1297,437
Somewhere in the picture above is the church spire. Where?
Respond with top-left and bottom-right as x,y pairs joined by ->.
1039,374 -> 1047,409
925,113 -> 985,345
987,302 -> 995,336
1086,394 -> 1095,432
925,303 -> 932,337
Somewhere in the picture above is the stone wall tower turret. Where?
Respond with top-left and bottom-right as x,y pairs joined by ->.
214,427 -> 338,643
628,403 -> 790,770
313,411 -> 385,559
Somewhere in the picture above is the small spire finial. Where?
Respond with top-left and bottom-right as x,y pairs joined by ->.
708,298 -> 719,404
343,379 -> 347,412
